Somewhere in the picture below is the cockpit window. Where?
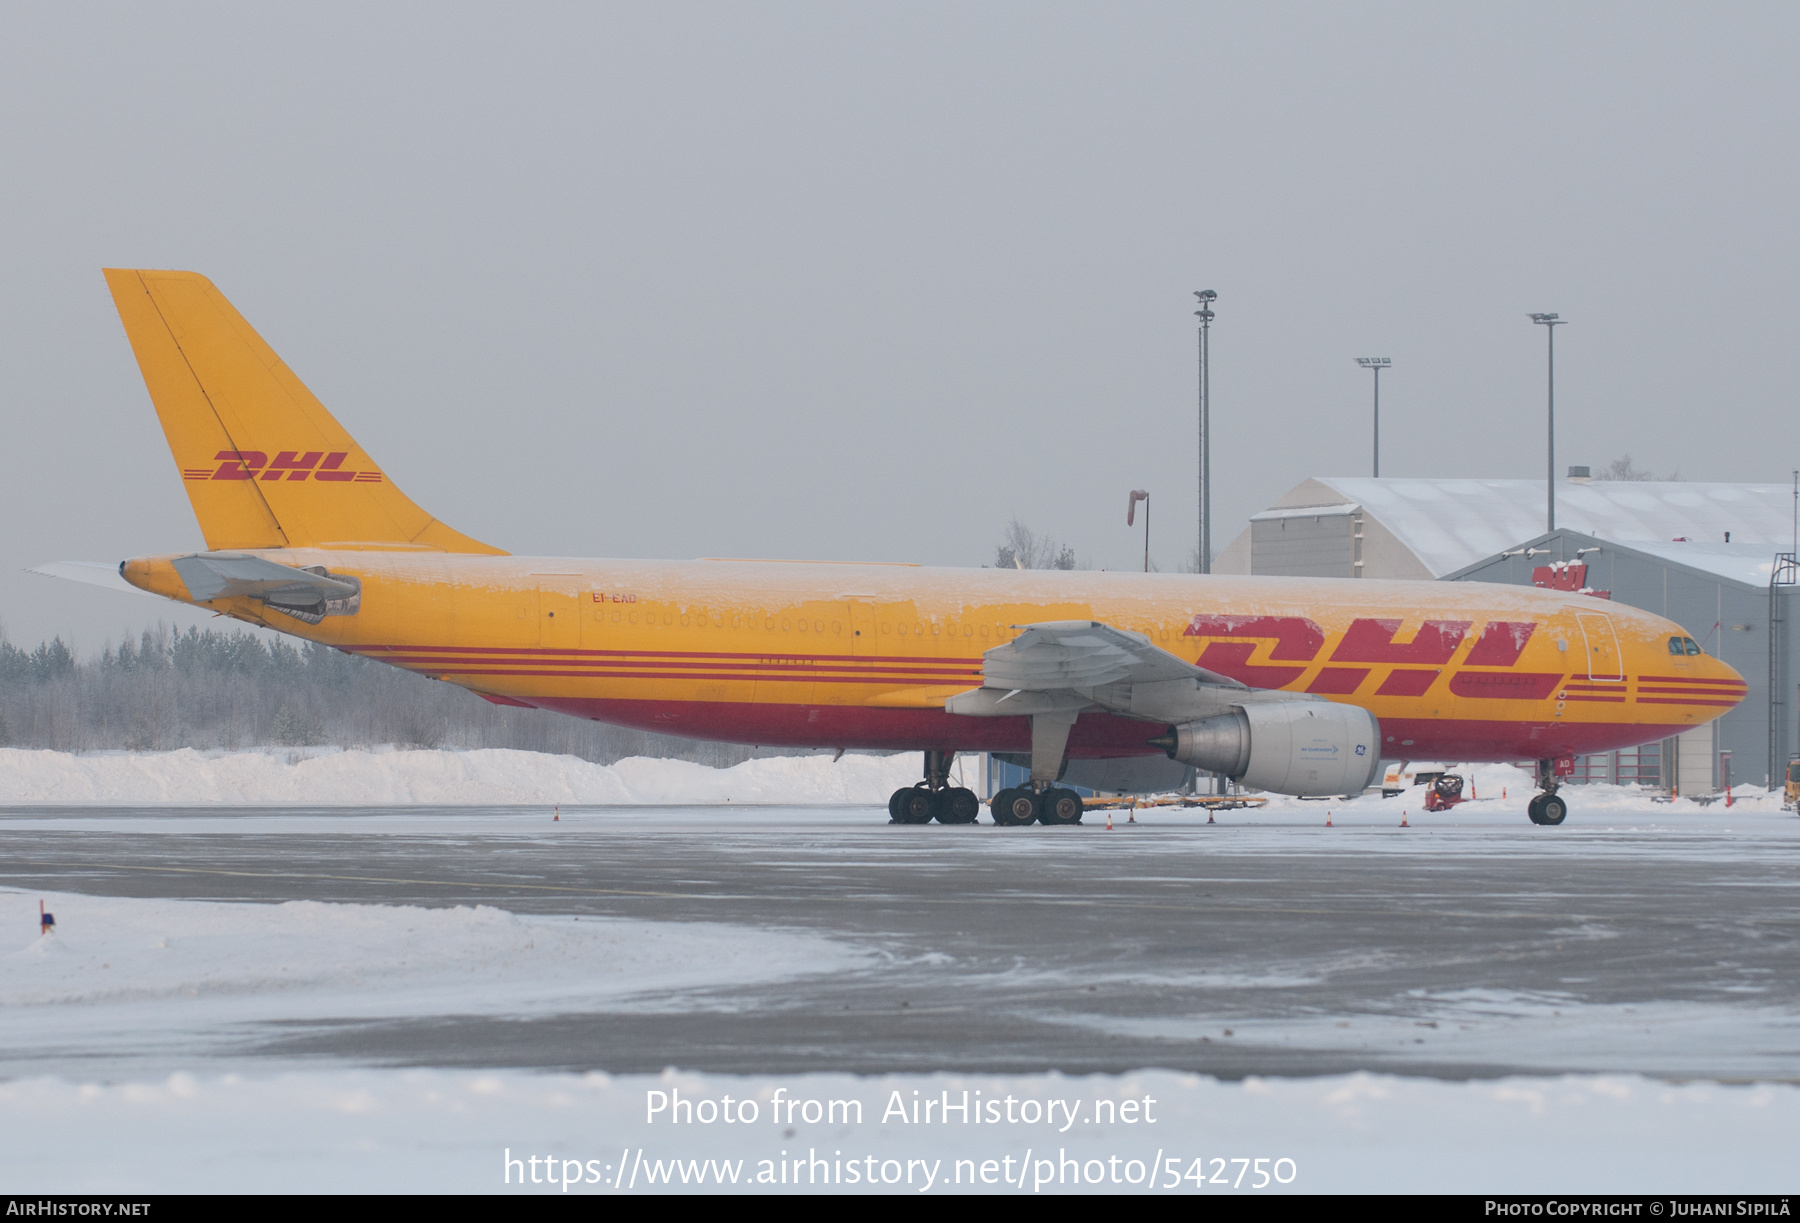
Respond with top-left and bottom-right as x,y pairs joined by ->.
1668,635 -> 1703,656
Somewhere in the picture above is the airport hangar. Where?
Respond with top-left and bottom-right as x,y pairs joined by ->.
1213,474 -> 1800,795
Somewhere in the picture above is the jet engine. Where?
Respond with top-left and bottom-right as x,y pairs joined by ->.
1151,700 -> 1381,797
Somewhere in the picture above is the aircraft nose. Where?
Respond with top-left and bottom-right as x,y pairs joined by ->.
1712,657 -> 1749,707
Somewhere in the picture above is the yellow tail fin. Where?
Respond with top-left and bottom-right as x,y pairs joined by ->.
104,269 -> 505,555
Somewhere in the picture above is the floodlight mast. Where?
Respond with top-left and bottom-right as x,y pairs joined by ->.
1529,313 -> 1567,532
1127,489 -> 1150,572
1355,357 -> 1391,477
1195,290 -> 1217,574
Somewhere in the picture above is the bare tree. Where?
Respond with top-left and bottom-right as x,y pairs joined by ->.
1594,454 -> 1670,481
994,518 -> 1077,570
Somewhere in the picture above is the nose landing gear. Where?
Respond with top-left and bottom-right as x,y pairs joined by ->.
1527,758 -> 1569,825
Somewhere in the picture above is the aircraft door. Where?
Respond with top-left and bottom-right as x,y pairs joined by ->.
846,596 -> 876,657
535,574 -> 585,650
1575,612 -> 1623,681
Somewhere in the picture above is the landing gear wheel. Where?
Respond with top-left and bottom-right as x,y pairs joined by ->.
1038,787 -> 1084,826
896,786 -> 937,825
887,788 -> 909,822
990,788 -> 1039,826
1527,794 -> 1568,825
936,787 -> 980,825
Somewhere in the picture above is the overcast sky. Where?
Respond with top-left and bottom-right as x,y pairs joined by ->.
4,3 -> 1798,651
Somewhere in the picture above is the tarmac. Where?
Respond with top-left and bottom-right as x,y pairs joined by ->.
3,802 -> 1797,1081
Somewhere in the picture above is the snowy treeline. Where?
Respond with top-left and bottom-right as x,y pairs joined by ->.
0,624 -> 793,766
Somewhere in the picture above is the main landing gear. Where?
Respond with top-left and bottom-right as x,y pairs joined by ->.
884,750 -> 1086,827
888,749 -> 980,825
987,705 -> 1084,826
989,785 -> 1086,827
1527,758 -> 1569,826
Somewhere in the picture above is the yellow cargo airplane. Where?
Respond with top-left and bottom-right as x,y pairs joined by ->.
72,270 -> 1744,827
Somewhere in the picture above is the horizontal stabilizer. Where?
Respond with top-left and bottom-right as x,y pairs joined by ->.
170,553 -> 362,624
28,561 -> 161,599
173,553 -> 356,602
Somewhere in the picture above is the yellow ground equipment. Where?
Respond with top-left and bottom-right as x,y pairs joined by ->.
1083,794 -> 1270,813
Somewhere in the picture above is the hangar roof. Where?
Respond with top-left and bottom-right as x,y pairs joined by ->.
1588,539 -> 1784,588
1297,477 -> 1797,578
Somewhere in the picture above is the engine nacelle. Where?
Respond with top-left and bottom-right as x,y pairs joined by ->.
1153,701 -> 1382,797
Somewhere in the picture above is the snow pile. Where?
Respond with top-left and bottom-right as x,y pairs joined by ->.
0,746 -> 920,806
1,1067 -> 1793,1193
1,888 -> 867,1052
1351,760 -> 1785,816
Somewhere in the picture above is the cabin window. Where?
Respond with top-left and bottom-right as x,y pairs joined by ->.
1668,635 -> 1703,655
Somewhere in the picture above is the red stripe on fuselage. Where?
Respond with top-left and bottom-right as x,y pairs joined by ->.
418,668 -> 975,686
342,644 -> 978,665
1634,675 -> 1745,685
522,696 -> 1697,761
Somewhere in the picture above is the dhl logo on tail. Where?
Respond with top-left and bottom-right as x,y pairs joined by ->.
182,450 -> 383,483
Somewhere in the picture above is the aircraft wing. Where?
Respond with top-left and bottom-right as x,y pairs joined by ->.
985,620 -> 1245,691
945,619 -> 1252,722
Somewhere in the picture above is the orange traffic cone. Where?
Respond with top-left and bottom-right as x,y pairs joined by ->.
553,806 -> 560,822
1400,811 -> 1409,827
1127,803 -> 1136,824
1207,811 -> 1215,824
1326,812 -> 1333,827
1106,809 -> 1114,830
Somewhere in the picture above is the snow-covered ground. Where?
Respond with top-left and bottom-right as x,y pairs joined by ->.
0,745 -> 1786,816
2,870 -> 1796,1193
2,750 -> 1794,1193
0,745 -> 925,806
1,888 -> 865,1068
